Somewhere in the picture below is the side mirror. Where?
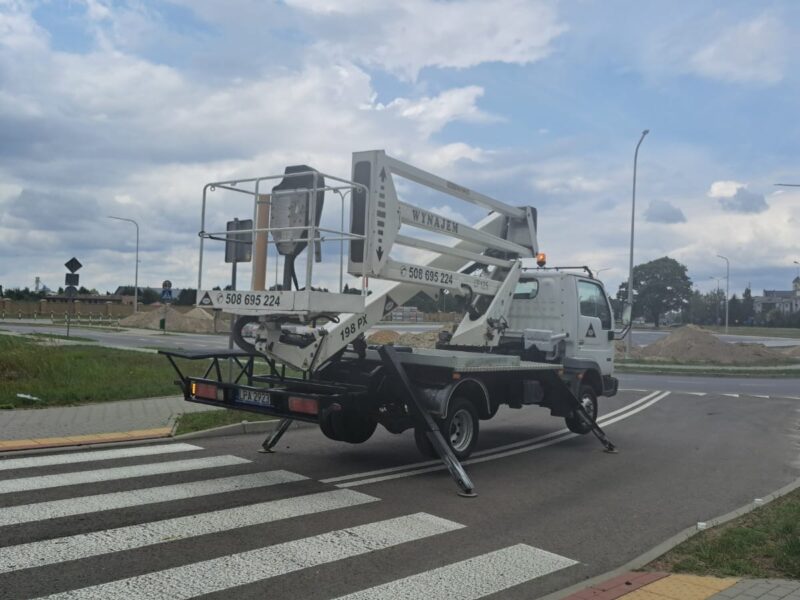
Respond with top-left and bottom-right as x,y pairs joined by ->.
621,303 -> 632,327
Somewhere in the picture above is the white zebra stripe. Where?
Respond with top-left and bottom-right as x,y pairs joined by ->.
334,543 -> 577,599
0,444 -> 202,472
0,470 -> 307,526
0,456 -> 250,494
38,513 -> 464,600
0,489 -> 378,573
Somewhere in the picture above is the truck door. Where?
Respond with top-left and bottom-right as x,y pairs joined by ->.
576,279 -> 614,374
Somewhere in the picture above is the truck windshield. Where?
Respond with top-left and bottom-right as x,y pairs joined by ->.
513,279 -> 539,299
578,280 -> 612,329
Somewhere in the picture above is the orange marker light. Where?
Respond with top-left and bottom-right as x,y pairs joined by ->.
536,252 -> 547,267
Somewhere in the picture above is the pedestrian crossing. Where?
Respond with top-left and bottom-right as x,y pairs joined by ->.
0,442 -> 579,599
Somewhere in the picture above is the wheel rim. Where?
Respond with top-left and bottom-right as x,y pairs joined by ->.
579,393 -> 596,422
449,409 -> 474,452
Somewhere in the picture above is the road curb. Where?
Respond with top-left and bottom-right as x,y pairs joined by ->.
174,419 -> 315,440
0,427 -> 174,453
543,475 -> 800,600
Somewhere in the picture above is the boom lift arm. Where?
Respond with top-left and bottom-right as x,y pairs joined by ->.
199,150 -> 539,373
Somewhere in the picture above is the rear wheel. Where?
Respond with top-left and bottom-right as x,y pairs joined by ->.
565,384 -> 598,434
320,411 -> 377,444
413,397 -> 479,460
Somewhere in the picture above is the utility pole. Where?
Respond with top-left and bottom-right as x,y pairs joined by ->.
108,216 -> 140,313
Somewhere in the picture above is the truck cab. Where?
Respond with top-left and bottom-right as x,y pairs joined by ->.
502,270 -> 617,396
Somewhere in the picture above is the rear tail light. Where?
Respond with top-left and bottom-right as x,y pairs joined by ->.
192,382 -> 222,401
288,396 -> 319,415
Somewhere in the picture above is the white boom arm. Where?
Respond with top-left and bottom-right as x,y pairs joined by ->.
197,150 -> 538,371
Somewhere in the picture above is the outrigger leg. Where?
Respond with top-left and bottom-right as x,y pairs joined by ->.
378,345 -> 477,497
258,418 -> 293,453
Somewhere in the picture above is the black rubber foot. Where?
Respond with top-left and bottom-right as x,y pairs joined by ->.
603,447 -> 619,454
258,448 -> 275,454
458,490 -> 478,498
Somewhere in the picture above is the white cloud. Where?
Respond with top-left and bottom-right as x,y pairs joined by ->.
287,0 -> 567,80
373,86 -> 497,136
689,16 -> 786,84
644,200 -> 686,224
707,181 -> 768,214
707,180 -> 745,198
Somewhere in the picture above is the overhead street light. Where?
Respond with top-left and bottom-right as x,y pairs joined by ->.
626,129 -> 649,357
710,276 -> 723,326
717,254 -> 730,333
108,216 -> 140,313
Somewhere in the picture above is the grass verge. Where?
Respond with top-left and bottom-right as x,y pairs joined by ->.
647,488 -> 800,579
174,409 -> 275,436
701,325 -> 800,339
615,364 -> 800,377
25,333 -> 97,343
0,335 -> 208,408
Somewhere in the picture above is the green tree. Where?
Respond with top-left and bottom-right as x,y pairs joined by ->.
175,288 -> 197,306
617,257 -> 692,327
740,287 -> 755,324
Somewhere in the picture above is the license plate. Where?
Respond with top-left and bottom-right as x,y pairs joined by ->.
238,389 -> 272,407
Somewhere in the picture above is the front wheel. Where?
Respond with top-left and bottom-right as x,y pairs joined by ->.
413,397 -> 480,460
565,384 -> 598,434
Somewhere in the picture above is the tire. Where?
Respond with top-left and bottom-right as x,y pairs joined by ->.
413,397 -> 480,460
565,384 -> 598,434
320,411 -> 377,444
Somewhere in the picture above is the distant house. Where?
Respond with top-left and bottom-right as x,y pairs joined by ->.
113,286 -> 185,304
46,294 -> 125,305
753,277 -> 800,315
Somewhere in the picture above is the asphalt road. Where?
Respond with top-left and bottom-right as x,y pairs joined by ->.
4,321 -> 800,351
619,373 -> 800,398
1,389 -> 799,599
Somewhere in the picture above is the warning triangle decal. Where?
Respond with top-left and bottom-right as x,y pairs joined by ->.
586,323 -> 596,338
199,291 -> 213,306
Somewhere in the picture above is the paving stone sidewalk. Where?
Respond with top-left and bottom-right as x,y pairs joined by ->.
565,573 -> 800,600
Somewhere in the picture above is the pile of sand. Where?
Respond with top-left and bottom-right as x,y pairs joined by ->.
398,331 -> 440,348
366,330 -> 401,345
777,345 -> 800,358
366,329 -> 444,349
119,306 -> 218,334
636,325 -> 790,365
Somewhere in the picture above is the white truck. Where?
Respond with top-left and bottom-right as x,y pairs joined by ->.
162,150 -> 631,495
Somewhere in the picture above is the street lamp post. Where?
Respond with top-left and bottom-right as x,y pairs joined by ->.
626,129 -> 649,358
717,254 -> 730,333
108,216 -> 140,313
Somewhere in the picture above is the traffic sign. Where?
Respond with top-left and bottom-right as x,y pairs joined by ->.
65,286 -> 78,297
65,273 -> 79,286
65,257 -> 82,273
225,219 -> 253,263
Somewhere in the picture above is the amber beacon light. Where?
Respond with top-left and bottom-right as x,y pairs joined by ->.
536,253 -> 547,267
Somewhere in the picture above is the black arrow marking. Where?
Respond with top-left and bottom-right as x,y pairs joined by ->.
376,246 -> 383,261
379,167 -> 387,183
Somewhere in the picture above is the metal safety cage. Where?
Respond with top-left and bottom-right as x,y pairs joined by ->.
196,168 -> 370,318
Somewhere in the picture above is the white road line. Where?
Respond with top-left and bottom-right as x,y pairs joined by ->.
38,513 -> 463,600
338,392 -> 671,488
333,543 -> 577,599
322,391 -> 662,485
685,392 -> 707,396
0,470 -> 306,527
0,456 -> 250,495
0,444 -> 202,472
722,393 -> 740,398
752,394 -> 770,399
0,489 -> 378,573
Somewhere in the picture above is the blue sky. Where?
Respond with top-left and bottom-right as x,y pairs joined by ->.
1,0 -> 798,298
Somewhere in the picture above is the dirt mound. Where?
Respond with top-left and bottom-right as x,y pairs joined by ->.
366,329 -> 445,348
367,330 -> 400,345
638,325 -> 788,365
777,345 -> 800,358
185,307 -> 214,321
119,306 -> 217,334
398,331 -> 440,348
